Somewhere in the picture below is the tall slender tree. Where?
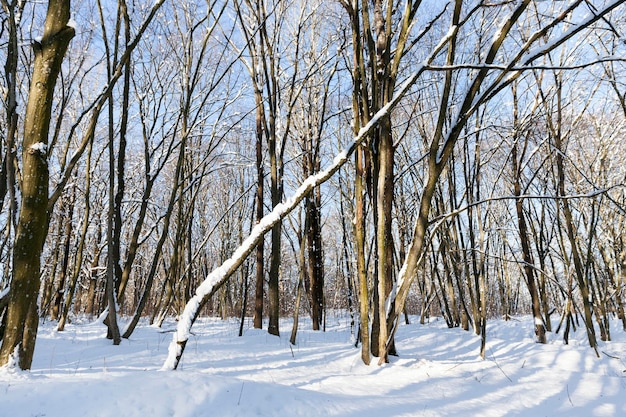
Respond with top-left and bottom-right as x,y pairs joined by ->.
234,0 -> 310,336
0,0 -> 74,369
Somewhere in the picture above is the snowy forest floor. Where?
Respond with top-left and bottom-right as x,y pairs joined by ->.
1,313 -> 625,417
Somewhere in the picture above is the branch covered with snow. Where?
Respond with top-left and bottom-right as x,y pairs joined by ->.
160,29 -> 457,370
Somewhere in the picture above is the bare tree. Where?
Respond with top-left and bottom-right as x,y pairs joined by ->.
510,83 -> 546,344
340,0 -> 426,363
0,0 -> 75,369
234,0 -> 313,336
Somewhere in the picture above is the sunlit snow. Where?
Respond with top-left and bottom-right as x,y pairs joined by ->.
1,315 -> 624,416
29,142 -> 47,155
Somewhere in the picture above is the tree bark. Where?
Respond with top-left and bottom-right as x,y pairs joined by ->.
512,136 -> 547,343
0,0 -> 23,232
354,144 -> 371,365
374,115 -> 395,362
57,152 -> 91,331
51,186 -> 75,320
0,0 -> 74,369
253,103 -> 265,329
306,192 -> 324,330
113,0 -> 132,304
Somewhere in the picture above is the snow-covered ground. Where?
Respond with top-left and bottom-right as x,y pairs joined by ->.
1,314 -> 625,416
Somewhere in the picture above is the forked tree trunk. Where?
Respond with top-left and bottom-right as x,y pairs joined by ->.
342,0 -> 417,364
0,0 -> 74,369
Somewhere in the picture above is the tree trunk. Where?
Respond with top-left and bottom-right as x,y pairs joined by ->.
51,186 -> 76,320
112,1 -> 132,305
0,0 -> 23,254
374,116 -> 395,363
267,118 -> 282,337
355,146 -> 370,365
511,86 -> 546,344
0,0 -> 74,369
306,187 -> 324,330
85,234 -> 102,317
290,227 -> 307,345
267,218 -> 281,336
552,80 -> 598,355
253,87 -> 265,330
58,143 -> 93,331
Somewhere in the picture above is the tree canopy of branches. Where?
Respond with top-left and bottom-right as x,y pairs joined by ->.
0,0 -> 625,371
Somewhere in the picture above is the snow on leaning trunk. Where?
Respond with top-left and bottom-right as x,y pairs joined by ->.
161,134 -> 358,370
160,53 -> 444,369
161,152 -> 352,370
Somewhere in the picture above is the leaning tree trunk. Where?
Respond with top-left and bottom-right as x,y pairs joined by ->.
0,0 -> 74,370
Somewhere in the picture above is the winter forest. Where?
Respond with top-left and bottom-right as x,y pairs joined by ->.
1,0 -> 626,412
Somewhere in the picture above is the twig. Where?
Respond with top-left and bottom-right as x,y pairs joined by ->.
489,347 -> 513,383
566,384 -> 574,406
237,382 -> 245,406
601,350 -> 626,372
601,350 -> 620,360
